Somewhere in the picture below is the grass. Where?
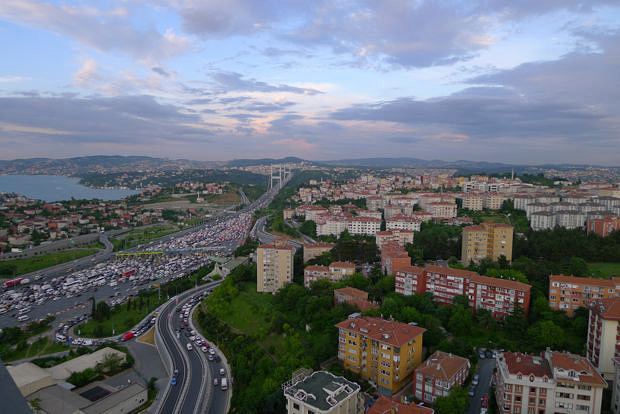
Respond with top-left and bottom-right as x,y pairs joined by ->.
137,327 -> 156,345
2,337 -> 68,362
0,248 -> 100,277
217,282 -> 273,337
201,191 -> 241,205
589,262 -> 620,278
112,224 -> 179,251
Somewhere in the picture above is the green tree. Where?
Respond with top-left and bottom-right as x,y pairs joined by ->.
434,387 -> 469,414
528,320 -> 566,349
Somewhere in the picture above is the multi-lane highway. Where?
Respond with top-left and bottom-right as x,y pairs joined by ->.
156,282 -> 230,414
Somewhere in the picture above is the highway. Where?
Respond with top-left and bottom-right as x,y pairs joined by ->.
156,282 -> 230,414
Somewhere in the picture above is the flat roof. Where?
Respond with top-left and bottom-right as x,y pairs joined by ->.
0,360 -> 32,414
284,371 -> 359,411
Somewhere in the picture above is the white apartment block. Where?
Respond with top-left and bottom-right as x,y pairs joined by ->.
347,217 -> 381,236
386,214 -> 421,232
256,243 -> 294,293
495,350 -> 606,414
428,202 -> 457,219
283,371 -> 363,414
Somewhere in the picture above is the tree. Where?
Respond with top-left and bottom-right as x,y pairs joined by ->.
298,220 -> 317,238
434,387 -> 469,414
93,301 -> 111,322
528,320 -> 566,349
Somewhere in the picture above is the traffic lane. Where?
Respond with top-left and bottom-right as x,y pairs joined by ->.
208,359 -> 230,414
158,302 -> 188,414
468,358 -> 495,414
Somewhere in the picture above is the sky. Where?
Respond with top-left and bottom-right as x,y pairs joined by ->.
0,1 -> 619,165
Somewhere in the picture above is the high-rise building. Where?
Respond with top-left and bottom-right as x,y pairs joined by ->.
549,275 -> 620,316
283,370 -> 362,414
336,316 -> 425,395
495,350 -> 606,414
256,242 -> 294,293
461,222 -> 513,264
587,298 -> 620,380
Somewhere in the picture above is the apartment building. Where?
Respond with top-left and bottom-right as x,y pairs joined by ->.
336,316 -> 426,395
381,242 -> 411,274
303,242 -> 335,263
283,370 -> 362,414
376,230 -> 414,250
386,214 -> 422,232
395,265 -> 426,296
256,242 -> 295,293
334,287 -> 378,311
428,202 -> 457,219
548,275 -> 619,316
347,217 -> 381,236
303,262 -> 355,288
531,211 -> 557,230
495,350 -> 606,414
587,216 -> 620,237
460,192 -> 484,211
461,222 -> 513,264
367,396 -> 434,414
612,358 -> 620,414
316,215 -> 349,237
413,351 -> 470,404
587,298 -> 620,380
396,265 -> 531,319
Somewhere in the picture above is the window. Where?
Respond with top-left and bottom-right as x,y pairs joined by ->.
293,403 -> 300,410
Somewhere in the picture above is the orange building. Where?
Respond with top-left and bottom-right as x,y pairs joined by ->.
367,396 -> 434,414
381,242 -> 411,274
549,274 -> 620,316
587,216 -> 620,237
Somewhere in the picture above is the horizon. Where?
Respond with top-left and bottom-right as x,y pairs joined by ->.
1,1 -> 619,164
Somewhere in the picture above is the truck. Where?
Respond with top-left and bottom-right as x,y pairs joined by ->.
221,378 -> 228,391
121,331 -> 135,341
3,278 -> 24,289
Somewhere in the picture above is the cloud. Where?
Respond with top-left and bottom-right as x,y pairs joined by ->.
0,95 -> 210,147
210,71 -> 323,95
0,0 -> 190,61
73,58 -> 100,86
151,66 -> 170,77
235,100 -> 296,112
0,75 -> 30,83
271,138 -> 317,153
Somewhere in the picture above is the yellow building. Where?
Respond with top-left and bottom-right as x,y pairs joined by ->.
256,242 -> 294,293
461,222 -> 513,264
335,316 -> 425,395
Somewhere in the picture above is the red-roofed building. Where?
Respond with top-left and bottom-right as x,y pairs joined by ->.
495,350 -> 606,414
587,216 -> 620,237
375,229 -> 414,250
413,351 -> 470,404
303,261 -> 356,288
395,265 -> 426,296
367,396 -> 434,414
549,274 -> 620,316
334,287 -> 378,311
381,242 -> 411,274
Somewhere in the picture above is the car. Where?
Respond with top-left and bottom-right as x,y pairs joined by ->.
208,354 -> 214,361
201,346 -> 208,353
478,351 -> 485,359
468,386 -> 476,397
481,394 -> 489,408
186,343 -> 193,351
213,378 -> 219,386
219,368 -> 225,376
171,376 -> 177,386
472,374 -> 480,386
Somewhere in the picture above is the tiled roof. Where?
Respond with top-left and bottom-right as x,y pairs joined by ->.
334,287 -> 368,299
415,351 -> 470,382
590,298 -> 620,320
550,274 -> 616,287
368,396 -> 434,414
471,273 -> 531,291
502,352 -> 552,378
335,316 -> 425,347
330,261 -> 355,269
549,352 -> 607,386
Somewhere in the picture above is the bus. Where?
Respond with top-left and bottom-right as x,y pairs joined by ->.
18,307 -> 31,315
17,315 -> 30,322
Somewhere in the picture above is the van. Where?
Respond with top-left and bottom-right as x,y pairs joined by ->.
221,378 -> 228,391
17,315 -> 30,322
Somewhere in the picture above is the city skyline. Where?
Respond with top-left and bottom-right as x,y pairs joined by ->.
1,1 -> 619,164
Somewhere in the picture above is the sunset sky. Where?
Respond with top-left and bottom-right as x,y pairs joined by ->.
1,1 -> 619,164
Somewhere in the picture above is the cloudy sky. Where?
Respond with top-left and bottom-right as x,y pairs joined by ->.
0,0 -> 619,164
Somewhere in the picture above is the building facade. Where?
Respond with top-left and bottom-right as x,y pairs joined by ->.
461,222 -> 514,264
256,242 -> 294,293
303,242 -> 334,263
495,350 -> 606,414
587,298 -> 620,380
336,316 -> 425,395
413,351 -> 470,404
548,275 -> 619,316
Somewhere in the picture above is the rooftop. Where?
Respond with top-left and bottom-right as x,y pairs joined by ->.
283,371 -> 359,411
501,352 -> 552,378
48,347 -> 126,381
334,286 -> 368,299
589,298 -> 620,320
549,274 -> 618,287
0,361 -> 32,414
415,351 -> 470,382
548,351 -> 607,387
330,261 -> 355,269
336,316 -> 426,348
367,396 -> 434,414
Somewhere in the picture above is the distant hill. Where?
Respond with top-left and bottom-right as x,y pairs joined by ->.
0,155 -> 223,175
226,157 -> 307,167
